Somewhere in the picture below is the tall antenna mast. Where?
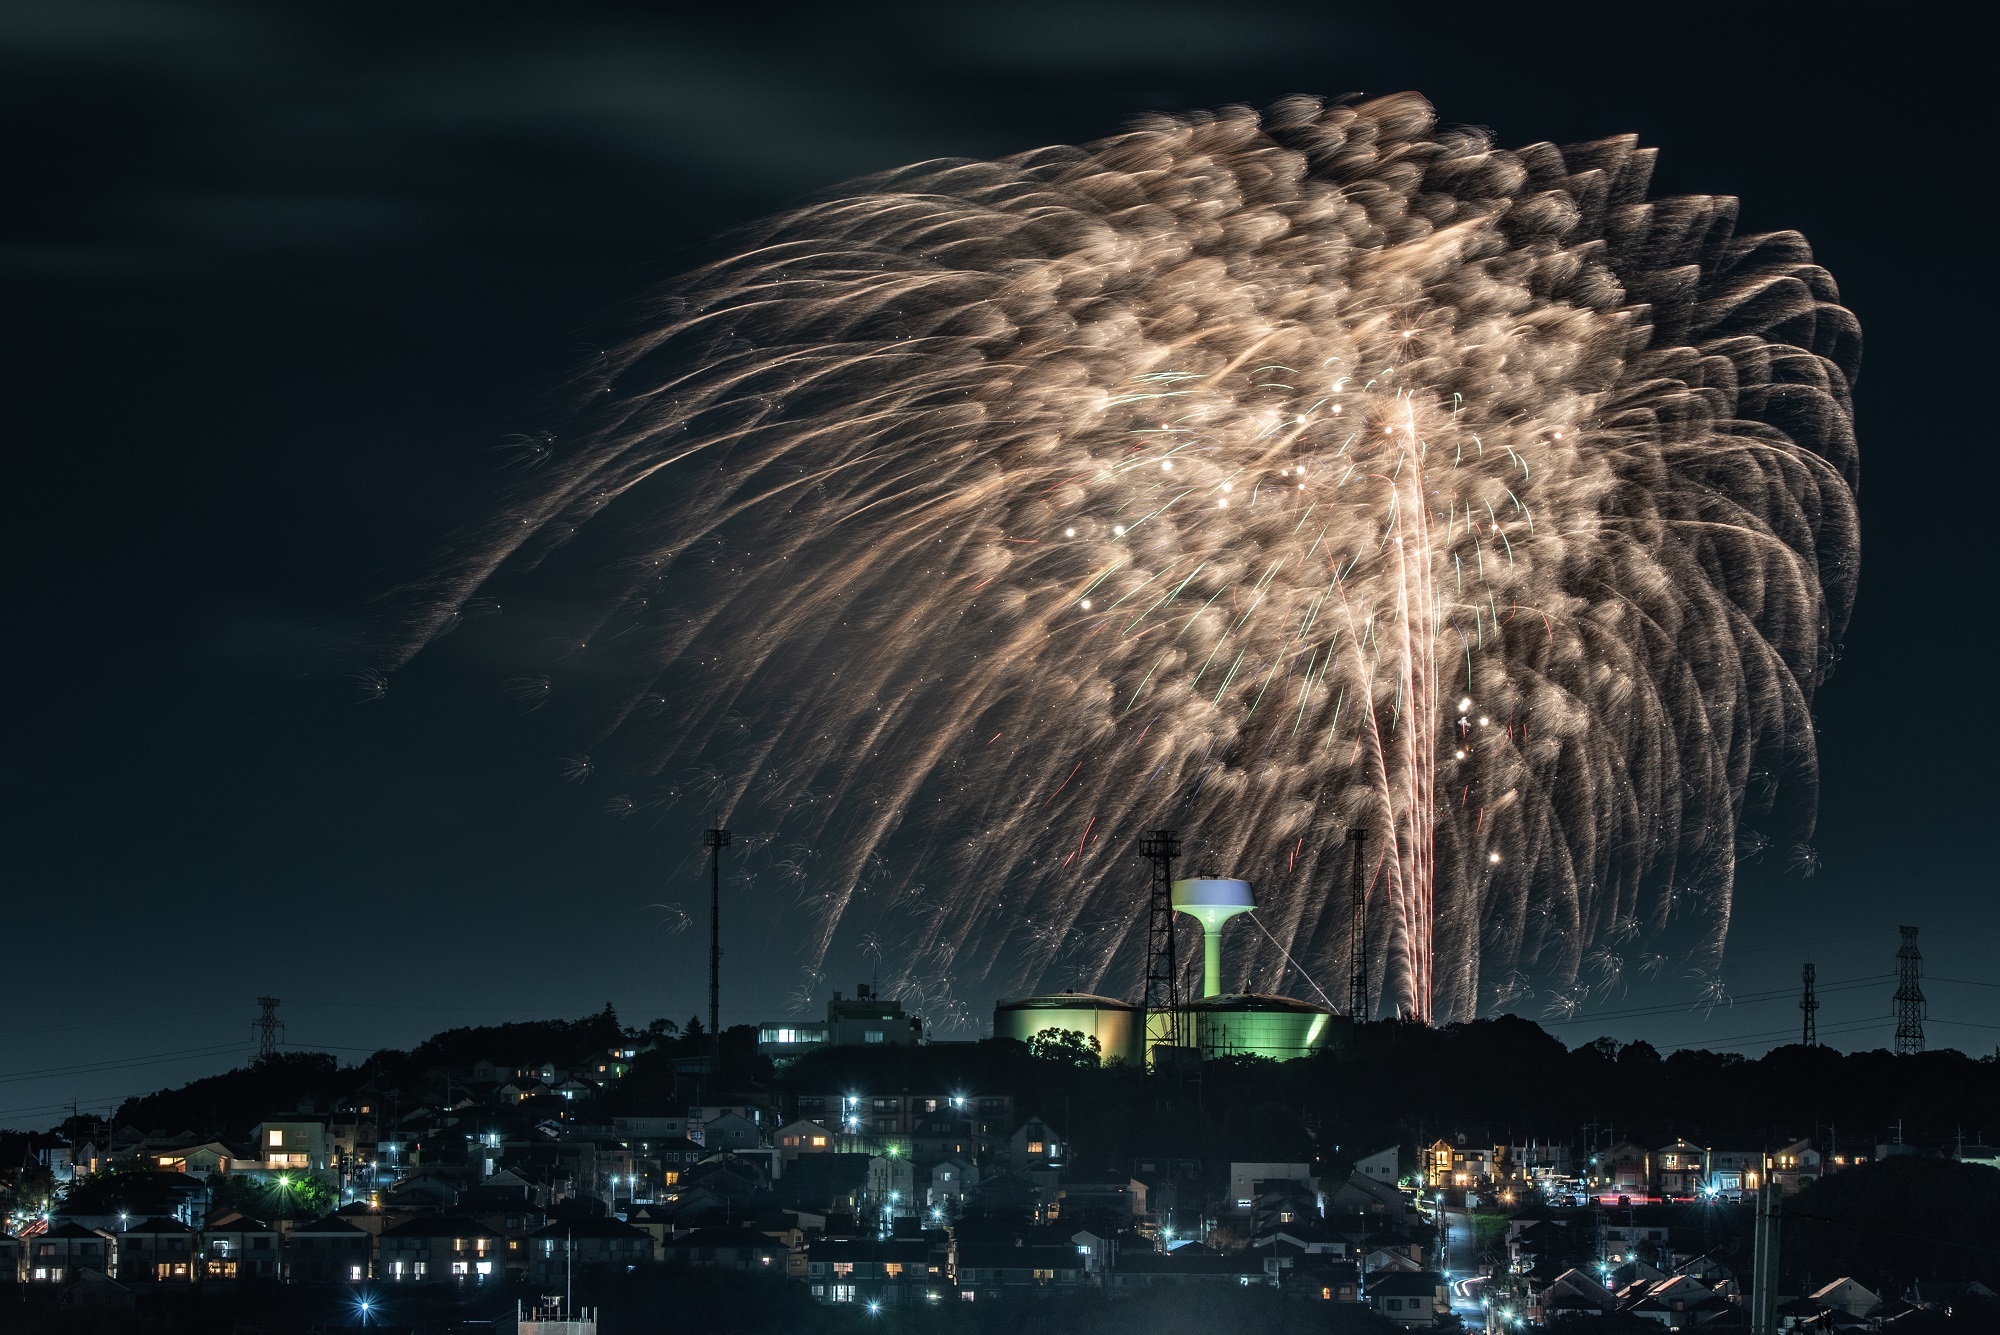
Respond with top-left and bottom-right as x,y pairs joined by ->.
1139,829 -> 1185,1059
253,996 -> 284,1061
704,828 -> 731,1056
1800,962 -> 1818,1047
1893,925 -> 1925,1056
1347,830 -> 1369,1020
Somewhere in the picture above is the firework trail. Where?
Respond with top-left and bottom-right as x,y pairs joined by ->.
391,94 -> 1858,1023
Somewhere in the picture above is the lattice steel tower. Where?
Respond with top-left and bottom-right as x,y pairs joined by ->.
253,996 -> 283,1060
704,827 -> 731,1055
1140,829 -> 1185,1055
1800,962 -> 1818,1047
1893,925 -> 1925,1056
1347,829 -> 1369,1020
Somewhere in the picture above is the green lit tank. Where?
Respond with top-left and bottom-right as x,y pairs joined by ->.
1186,993 -> 1334,1061
994,993 -> 1145,1066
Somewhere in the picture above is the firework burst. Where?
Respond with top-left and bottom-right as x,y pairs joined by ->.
393,94 -> 1858,1022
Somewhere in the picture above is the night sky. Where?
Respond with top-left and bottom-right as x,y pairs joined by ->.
6,0 -> 1994,1129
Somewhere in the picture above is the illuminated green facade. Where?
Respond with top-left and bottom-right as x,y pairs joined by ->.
1186,994 -> 1334,1060
994,993 -> 1145,1066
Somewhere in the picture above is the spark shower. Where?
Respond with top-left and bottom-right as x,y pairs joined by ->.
391,94 -> 1859,1024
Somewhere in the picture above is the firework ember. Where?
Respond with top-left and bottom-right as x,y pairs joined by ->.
395,93 -> 1859,1023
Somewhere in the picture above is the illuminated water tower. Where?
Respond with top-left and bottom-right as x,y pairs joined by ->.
1170,877 -> 1255,998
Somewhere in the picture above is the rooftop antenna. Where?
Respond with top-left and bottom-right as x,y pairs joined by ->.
1800,962 -> 1818,1047
1346,830 -> 1369,1019
704,828 -> 731,1057
1139,829 -> 1186,1059
253,996 -> 284,1061
1893,925 -> 1925,1056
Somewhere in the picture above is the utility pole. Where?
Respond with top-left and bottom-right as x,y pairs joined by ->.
1893,925 -> 1925,1056
704,828 -> 731,1058
1750,1181 -> 1781,1334
1800,962 -> 1818,1047
1140,829 -> 1185,1060
252,997 -> 283,1061
1347,829 -> 1369,1020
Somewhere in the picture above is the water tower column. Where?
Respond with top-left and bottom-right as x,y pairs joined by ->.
1170,878 -> 1256,998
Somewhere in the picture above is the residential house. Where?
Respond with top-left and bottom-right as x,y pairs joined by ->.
1283,1256 -> 1362,1303
526,1217 -> 652,1284
251,1120 -> 330,1178
25,1223 -> 112,1284
1601,1206 -> 1675,1267
285,1214 -> 373,1283
1770,1139 -> 1824,1193
701,1112 -> 763,1154
1253,1224 -> 1348,1260
866,1153 -> 916,1221
956,1242 -> 1088,1299
55,1170 -> 208,1232
1250,1180 -> 1318,1232
583,1051 -> 632,1086
1596,1142 -> 1650,1197
909,1110 -> 976,1164
804,1236 -> 940,1305
777,1120 -> 835,1165
1227,1162 -> 1310,1216
150,1141 -> 241,1180
1323,1170 -> 1415,1224
1355,1147 -> 1399,1186
27,1134 -> 75,1183
1618,1273 -> 1730,1328
1705,1149 -> 1766,1200
1108,1249 -> 1268,1292
1053,1172 -> 1146,1223
1533,1267 -> 1620,1322
1807,1277 -> 1881,1322
656,1225 -> 789,1276
1912,1279 -> 2000,1313
377,1215 -> 506,1285
1369,1270 -> 1449,1325
198,1211 -> 279,1282
1008,1119 -> 1066,1169
925,1158 -> 978,1218
1361,1243 -> 1426,1275
795,1093 -> 1014,1160
1651,1140 -> 1706,1198
1427,1139 -> 1493,1190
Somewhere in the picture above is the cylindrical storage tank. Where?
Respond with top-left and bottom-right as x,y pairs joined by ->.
994,993 -> 1145,1066
1187,994 -> 1334,1061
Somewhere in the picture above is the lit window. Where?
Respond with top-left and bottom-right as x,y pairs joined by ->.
268,1130 -> 284,1148
1028,1141 -> 1044,1155
865,1030 -> 885,1043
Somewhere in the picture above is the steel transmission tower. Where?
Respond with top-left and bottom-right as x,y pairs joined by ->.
1800,963 -> 1818,1047
1346,829 -> 1369,1020
1140,829 -> 1186,1057
704,828 -> 731,1056
1893,925 -> 1925,1056
253,996 -> 284,1060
